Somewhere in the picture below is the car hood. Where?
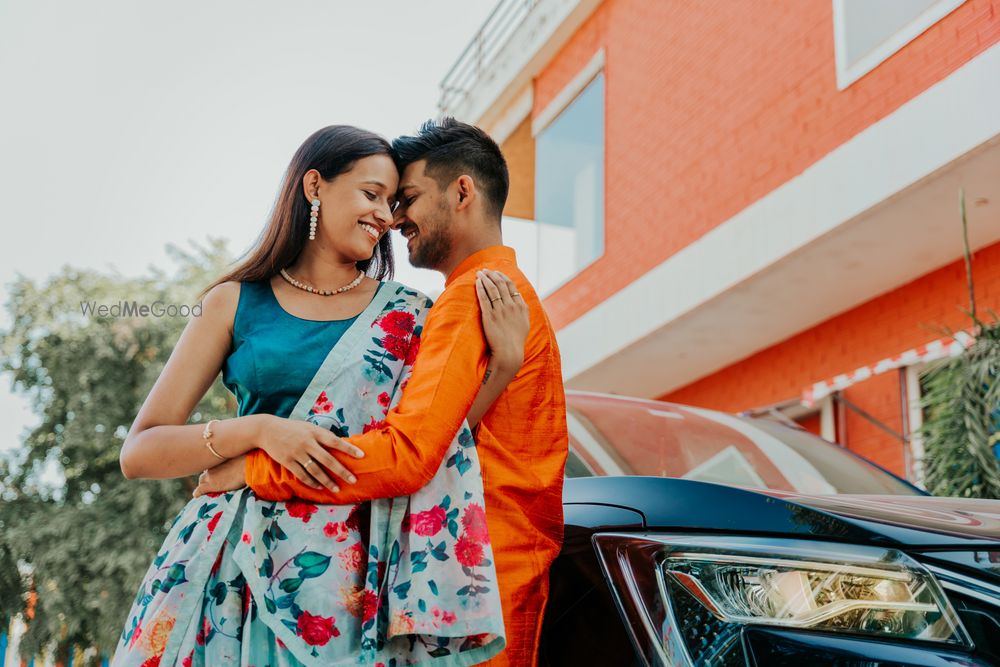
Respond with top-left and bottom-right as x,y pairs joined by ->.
761,491 -> 1000,542
565,477 -> 1000,547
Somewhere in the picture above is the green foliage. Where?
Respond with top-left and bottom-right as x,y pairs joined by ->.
0,239 -> 237,660
919,190 -> 1000,499
920,323 -> 1000,498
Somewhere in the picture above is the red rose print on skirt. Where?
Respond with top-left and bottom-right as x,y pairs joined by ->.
324,521 -> 350,542
410,505 -> 446,537
345,505 -> 361,531
297,610 -> 341,646
361,589 -> 378,622
286,500 -> 318,523
338,541 -> 366,575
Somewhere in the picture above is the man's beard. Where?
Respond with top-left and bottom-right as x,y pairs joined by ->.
409,204 -> 453,270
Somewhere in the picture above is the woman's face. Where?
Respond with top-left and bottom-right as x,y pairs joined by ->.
306,154 -> 399,263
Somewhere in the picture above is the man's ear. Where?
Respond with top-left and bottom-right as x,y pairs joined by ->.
455,175 -> 476,212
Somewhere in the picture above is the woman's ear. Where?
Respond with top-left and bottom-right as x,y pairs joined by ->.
302,169 -> 321,200
455,174 -> 476,212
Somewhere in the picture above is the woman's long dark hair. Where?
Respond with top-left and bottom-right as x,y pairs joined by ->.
200,125 -> 395,299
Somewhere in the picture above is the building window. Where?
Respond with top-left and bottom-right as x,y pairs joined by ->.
534,71 -> 604,295
833,0 -> 966,89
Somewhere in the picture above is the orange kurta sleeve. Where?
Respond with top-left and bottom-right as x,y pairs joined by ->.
245,279 -> 488,503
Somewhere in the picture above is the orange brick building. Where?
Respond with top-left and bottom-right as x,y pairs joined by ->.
440,0 -> 1000,486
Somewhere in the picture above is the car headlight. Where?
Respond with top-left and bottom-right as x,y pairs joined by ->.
593,534 -> 972,666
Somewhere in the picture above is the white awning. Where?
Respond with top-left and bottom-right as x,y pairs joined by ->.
802,331 -> 975,407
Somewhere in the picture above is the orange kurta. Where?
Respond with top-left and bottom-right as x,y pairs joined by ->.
246,246 -> 569,666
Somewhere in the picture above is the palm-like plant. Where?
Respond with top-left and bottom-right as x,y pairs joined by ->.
921,326 -> 1000,497
919,190 -> 1000,498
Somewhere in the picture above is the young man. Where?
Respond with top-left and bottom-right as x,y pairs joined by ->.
244,118 -> 569,665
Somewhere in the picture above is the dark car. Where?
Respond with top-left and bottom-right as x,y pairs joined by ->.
540,391 -> 1000,667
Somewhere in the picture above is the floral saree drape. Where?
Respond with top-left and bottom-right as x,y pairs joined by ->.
110,282 -> 505,667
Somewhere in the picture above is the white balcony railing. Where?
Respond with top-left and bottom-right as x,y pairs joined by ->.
438,0 -> 539,116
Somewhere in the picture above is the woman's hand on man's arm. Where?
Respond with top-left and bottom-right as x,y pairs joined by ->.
466,270 -> 529,427
194,416 -> 366,497
254,415 -> 366,493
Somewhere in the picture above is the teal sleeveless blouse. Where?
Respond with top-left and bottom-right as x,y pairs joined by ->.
221,280 -> 363,419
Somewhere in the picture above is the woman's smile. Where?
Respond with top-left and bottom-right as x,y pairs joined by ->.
359,221 -> 381,241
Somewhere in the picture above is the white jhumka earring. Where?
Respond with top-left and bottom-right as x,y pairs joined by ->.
309,197 -> 320,240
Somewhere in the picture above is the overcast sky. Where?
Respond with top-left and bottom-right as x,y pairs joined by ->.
0,0 -> 498,452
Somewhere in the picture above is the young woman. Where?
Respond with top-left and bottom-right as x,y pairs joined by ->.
112,126 -> 526,666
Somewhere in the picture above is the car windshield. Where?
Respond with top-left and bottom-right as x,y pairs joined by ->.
565,393 -> 920,495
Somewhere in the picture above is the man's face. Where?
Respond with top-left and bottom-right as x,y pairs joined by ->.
392,160 -> 456,270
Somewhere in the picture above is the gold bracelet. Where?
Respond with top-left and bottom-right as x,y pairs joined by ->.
202,419 -> 227,461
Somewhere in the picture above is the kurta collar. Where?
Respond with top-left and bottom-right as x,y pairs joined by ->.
445,246 -> 517,287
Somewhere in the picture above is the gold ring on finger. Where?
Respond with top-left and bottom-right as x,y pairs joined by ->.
490,297 -> 501,304
303,459 -> 315,469
511,292 -> 521,297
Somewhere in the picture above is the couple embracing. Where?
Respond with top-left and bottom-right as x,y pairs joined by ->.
113,119 -> 568,666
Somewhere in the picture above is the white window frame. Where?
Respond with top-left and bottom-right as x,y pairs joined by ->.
532,49 -> 605,137
818,395 -> 837,443
832,0 -> 967,90
531,50 -> 606,296
905,363 -> 927,489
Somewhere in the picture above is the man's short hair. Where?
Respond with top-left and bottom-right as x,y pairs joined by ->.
392,117 -> 510,222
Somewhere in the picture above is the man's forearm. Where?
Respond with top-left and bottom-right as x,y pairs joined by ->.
246,401 -> 472,503
246,284 -> 489,504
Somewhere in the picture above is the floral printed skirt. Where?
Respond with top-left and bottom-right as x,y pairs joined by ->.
111,489 -> 356,666
111,488 -> 503,667
141,537 -> 313,667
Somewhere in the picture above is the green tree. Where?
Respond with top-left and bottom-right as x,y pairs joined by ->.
0,239 -> 237,664
920,191 -> 1000,499
921,324 -> 1000,498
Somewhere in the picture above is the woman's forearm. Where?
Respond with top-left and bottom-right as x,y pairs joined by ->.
466,355 -> 520,427
120,414 -> 271,480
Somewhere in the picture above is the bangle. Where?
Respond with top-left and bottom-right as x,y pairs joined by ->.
202,419 -> 227,461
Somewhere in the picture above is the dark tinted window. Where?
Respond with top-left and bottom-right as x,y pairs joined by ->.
565,449 -> 595,479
